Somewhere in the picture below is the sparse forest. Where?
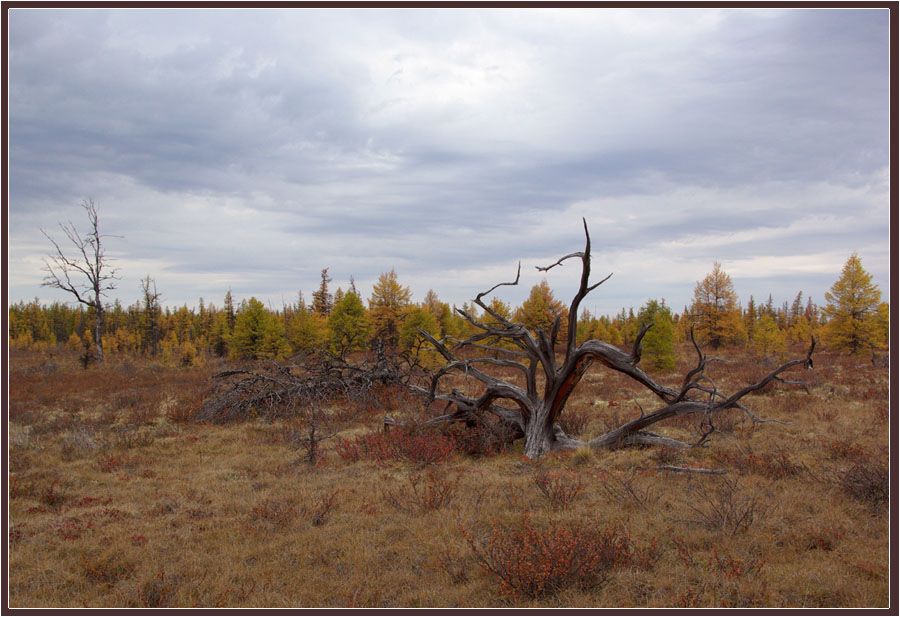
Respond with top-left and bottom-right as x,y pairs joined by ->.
7,221 -> 891,608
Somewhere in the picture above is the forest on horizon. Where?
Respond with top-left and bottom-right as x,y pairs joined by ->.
8,253 -> 890,371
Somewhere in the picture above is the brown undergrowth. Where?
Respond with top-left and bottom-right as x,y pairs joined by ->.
7,345 -> 891,608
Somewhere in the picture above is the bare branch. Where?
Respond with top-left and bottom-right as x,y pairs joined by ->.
657,465 -> 727,475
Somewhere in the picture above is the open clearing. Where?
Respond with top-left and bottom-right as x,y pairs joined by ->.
7,346 -> 890,608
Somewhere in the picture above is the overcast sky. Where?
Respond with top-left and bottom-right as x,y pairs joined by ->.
7,8 -> 891,317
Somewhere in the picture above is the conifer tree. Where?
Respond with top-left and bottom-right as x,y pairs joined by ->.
823,253 -> 882,355
230,298 -> 270,359
260,314 -> 290,360
224,289 -> 236,333
514,280 -> 568,342
287,305 -> 328,352
790,292 -> 805,325
368,269 -> 412,348
873,302 -> 890,348
690,262 -> 745,348
637,299 -> 676,372
328,290 -> 369,357
312,268 -> 333,316
753,313 -> 787,360
399,306 -> 440,354
744,295 -> 758,342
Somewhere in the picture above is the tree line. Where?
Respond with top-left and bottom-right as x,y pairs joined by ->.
9,254 -> 889,368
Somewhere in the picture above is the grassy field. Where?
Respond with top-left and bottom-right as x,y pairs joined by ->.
7,344 -> 891,608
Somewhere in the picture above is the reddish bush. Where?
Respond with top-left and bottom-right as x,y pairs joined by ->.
441,418 -> 515,457
825,439 -> 868,461
80,552 -> 137,586
712,448 -> 804,479
97,454 -> 132,473
334,437 -> 361,463
336,416 -> 518,465
310,490 -> 340,527
383,469 -> 460,514
39,480 -> 66,508
50,516 -> 94,540
247,499 -> 298,529
462,515 -> 641,599
711,546 -> 764,578
335,425 -> 456,465
531,468 -> 584,510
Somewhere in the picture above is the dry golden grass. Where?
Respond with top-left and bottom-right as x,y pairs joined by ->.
7,345 -> 891,608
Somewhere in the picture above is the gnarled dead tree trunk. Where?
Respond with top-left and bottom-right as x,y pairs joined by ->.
414,219 -> 816,459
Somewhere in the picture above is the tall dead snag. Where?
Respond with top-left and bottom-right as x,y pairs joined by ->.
41,199 -> 119,363
415,219 -> 816,459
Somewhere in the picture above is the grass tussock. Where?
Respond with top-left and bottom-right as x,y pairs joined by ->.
7,345 -> 890,608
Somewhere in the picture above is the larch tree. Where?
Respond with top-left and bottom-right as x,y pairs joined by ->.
823,253 -> 882,355
41,199 -> 119,363
752,313 -> 787,360
690,262 -> 745,348
312,268 -> 334,316
230,298 -> 271,360
328,290 -> 370,358
224,289 -> 236,334
415,220 -> 815,460
744,295 -> 758,342
514,280 -> 569,343
399,306 -> 441,357
368,269 -> 412,348
287,305 -> 328,352
140,275 -> 162,355
636,299 -> 676,372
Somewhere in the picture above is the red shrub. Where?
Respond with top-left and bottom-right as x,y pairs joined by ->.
462,515 -> 640,599
334,437 -> 361,463
708,546 -> 765,579
336,425 -> 456,465
531,468 -> 584,510
441,419 -> 514,457
383,469 -> 460,514
97,454 -> 132,473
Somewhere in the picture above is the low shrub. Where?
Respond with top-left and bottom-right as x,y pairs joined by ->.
840,451 -> 888,510
531,467 -> 584,510
682,476 -> 766,536
335,424 -> 456,465
81,551 -> 137,586
462,515 -> 645,599
557,408 -> 591,438
310,490 -> 340,527
441,418 -> 515,457
383,469 -> 460,514
712,448 -> 805,479
136,569 -> 179,608
247,498 -> 298,529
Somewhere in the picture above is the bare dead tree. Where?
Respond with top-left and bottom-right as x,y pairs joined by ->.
41,200 -> 120,363
413,219 -> 816,459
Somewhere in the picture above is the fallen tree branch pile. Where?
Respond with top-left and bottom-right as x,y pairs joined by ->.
194,345 -> 404,424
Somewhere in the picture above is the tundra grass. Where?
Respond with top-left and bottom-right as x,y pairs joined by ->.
7,346 -> 891,608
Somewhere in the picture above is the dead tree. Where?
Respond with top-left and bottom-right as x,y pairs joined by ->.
41,199 -> 119,363
195,343 -> 404,425
414,219 -> 816,459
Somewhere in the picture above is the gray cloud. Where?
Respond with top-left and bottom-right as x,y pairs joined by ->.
8,8 -> 890,317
